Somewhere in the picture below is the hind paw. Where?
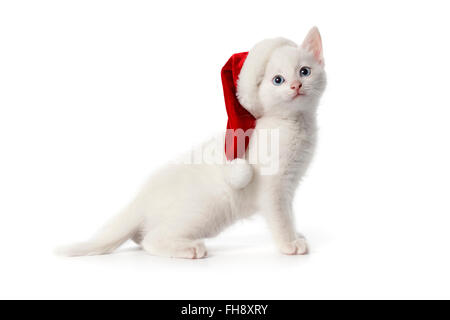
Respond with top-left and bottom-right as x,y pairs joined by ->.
280,237 -> 308,255
142,237 -> 208,259
176,241 -> 208,259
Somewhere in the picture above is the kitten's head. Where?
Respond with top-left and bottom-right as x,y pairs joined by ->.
237,27 -> 326,117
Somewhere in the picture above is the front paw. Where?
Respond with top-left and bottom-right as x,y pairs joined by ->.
280,237 -> 308,255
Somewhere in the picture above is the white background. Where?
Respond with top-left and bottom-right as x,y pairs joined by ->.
1,0 -> 450,299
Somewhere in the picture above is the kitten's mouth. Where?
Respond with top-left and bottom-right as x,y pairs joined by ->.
292,92 -> 306,99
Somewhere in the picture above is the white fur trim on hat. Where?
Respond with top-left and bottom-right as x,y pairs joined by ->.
236,37 -> 296,117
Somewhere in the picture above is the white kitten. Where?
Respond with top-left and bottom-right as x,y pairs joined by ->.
57,27 -> 327,259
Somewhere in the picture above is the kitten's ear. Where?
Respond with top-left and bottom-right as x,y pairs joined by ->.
302,26 -> 324,65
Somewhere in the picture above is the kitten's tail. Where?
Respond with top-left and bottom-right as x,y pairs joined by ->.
55,201 -> 143,257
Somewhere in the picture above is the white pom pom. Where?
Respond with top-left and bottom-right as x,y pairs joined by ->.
226,158 -> 253,189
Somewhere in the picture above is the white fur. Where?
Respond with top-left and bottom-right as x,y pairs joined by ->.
57,27 -> 327,259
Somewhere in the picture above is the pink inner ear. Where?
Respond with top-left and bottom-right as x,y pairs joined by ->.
302,28 -> 324,65
311,38 -> 323,65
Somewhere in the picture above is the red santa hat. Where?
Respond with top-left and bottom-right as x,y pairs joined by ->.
221,38 -> 297,161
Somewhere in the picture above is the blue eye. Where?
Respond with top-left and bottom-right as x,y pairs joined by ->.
272,75 -> 285,86
300,67 -> 311,77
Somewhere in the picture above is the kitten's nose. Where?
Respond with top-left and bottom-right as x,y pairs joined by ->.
290,80 -> 302,91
